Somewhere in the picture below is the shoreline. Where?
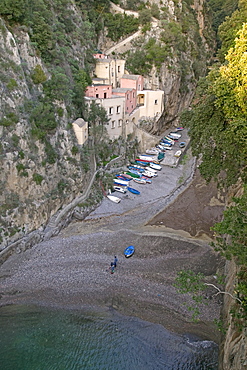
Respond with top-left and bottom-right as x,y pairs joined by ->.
0,149 -> 224,344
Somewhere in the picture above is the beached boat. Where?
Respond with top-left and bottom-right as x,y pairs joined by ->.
124,245 -> 135,258
149,163 -> 162,171
174,150 -> 182,157
124,171 -> 141,179
115,174 -> 131,181
128,165 -> 145,172
127,187 -> 140,195
113,185 -> 127,193
168,132 -> 181,139
114,179 -> 129,186
107,194 -> 121,203
158,152 -> 165,161
146,148 -> 159,155
141,176 -> 152,184
163,136 -> 175,144
179,142 -> 186,148
143,170 -> 155,178
133,178 -> 146,184
120,173 -> 133,180
135,160 -> 149,166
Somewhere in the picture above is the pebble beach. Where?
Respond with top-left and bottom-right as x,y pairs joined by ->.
0,148 -> 224,343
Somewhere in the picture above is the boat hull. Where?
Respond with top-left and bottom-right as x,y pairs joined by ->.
124,245 -> 135,258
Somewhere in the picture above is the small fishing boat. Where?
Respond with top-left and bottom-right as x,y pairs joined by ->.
127,187 -> 140,195
133,178 -> 146,184
135,160 -> 149,166
114,179 -> 129,186
141,176 -> 152,184
168,132 -> 181,139
179,142 -> 186,148
149,163 -> 162,171
175,127 -> 184,131
142,170 -> 155,178
113,185 -> 127,193
174,150 -> 182,157
107,194 -> 121,203
115,174 -> 131,181
124,245 -> 135,258
124,171 -> 141,179
120,173 -> 133,180
146,148 -> 159,155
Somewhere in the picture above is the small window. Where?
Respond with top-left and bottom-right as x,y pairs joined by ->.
96,94 -> 99,98
117,106 -> 121,114
118,66 -> 120,73
109,107 -> 113,115
126,120 -> 129,125
127,94 -> 129,100
133,92 -> 135,98
111,120 -> 115,128
154,99 -> 158,105
118,120 -> 122,127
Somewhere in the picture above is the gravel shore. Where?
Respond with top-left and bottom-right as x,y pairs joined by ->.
0,148 -> 224,343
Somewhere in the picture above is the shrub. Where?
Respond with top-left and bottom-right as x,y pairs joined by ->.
71,145 -> 79,155
33,173 -> 43,185
31,64 -> 47,84
0,112 -> 19,127
7,78 -> 18,90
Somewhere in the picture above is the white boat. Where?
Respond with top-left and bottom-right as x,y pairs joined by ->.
138,155 -> 157,162
146,148 -> 159,155
174,150 -> 182,157
169,132 -> 181,139
143,170 -> 157,178
149,163 -> 162,171
114,179 -> 129,186
113,185 -> 127,193
133,178 -> 146,184
107,194 -> 121,203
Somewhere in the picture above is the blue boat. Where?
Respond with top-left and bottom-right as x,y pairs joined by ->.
127,187 -> 140,195
124,245 -> 135,258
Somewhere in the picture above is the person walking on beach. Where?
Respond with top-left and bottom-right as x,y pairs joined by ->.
110,262 -> 115,274
114,255 -> 118,268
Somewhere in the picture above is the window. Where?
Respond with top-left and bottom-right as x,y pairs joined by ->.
109,107 -> 113,115
111,120 -> 115,129
127,94 -> 129,100
154,99 -> 158,105
118,120 -> 122,127
133,92 -> 135,98
104,92 -> 107,98
96,94 -> 99,98
126,120 -> 129,125
116,106 -> 121,114
118,66 -> 120,73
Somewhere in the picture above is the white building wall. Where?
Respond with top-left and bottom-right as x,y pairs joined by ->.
85,97 -> 125,140
138,90 -> 164,119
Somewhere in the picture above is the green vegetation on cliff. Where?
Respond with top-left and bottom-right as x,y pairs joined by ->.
181,1 -> 247,328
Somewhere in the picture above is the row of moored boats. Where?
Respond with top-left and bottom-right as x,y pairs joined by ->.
107,128 -> 185,203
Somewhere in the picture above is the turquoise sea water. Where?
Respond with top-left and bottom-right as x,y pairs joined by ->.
0,305 -> 218,370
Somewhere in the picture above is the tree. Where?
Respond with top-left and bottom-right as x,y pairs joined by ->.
87,102 -> 109,144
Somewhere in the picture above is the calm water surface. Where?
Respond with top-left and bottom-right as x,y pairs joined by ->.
0,305 -> 218,370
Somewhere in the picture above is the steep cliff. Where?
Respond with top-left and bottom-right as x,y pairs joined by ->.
0,2 -> 98,249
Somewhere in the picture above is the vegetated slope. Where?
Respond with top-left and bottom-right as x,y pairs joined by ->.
0,0 -> 101,249
180,1 -> 247,368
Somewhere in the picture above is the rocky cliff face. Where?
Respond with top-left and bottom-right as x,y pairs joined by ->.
0,7 -> 95,249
